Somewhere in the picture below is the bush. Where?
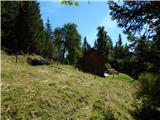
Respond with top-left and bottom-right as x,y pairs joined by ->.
89,100 -> 117,120
133,72 -> 160,120
137,73 -> 160,107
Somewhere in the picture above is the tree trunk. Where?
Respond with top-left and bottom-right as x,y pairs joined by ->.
62,46 -> 65,64
15,40 -> 18,63
57,50 -> 59,66
16,51 -> 18,63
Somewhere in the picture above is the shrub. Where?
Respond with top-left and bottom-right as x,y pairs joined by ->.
133,72 -> 160,120
89,100 -> 117,120
137,73 -> 160,107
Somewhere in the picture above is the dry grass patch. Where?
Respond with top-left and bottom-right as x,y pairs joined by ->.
1,54 -> 136,120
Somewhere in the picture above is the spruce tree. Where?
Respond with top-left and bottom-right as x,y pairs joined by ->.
108,1 -> 160,74
45,18 -> 53,44
44,18 -> 56,58
109,1 -> 160,119
95,26 -> 112,60
115,34 -> 122,47
53,27 -> 63,64
82,37 -> 91,56
15,1 -> 46,55
112,34 -> 132,74
108,1 -> 160,40
114,34 -> 123,59
1,1 -> 20,53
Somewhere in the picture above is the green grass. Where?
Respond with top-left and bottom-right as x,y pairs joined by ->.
1,54 -> 136,120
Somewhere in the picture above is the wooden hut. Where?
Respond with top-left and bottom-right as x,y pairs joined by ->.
80,48 -> 106,77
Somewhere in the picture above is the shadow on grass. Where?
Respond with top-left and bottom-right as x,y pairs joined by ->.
131,105 -> 160,120
89,100 -> 117,120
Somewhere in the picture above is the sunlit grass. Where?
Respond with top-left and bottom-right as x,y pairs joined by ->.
1,54 -> 136,120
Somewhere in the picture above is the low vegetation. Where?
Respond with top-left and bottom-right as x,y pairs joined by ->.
132,73 -> 160,120
1,54 -> 136,120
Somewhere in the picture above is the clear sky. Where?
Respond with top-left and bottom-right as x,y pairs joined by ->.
39,1 -> 128,47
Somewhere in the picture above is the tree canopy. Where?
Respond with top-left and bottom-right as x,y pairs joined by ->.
109,1 -> 160,41
2,1 -> 46,55
94,26 -> 113,60
109,1 -> 160,78
109,1 -> 160,119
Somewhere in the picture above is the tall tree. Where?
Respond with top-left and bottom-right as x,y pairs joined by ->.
109,1 -> 160,119
114,34 -> 123,59
15,1 -> 46,55
115,34 -> 122,47
111,34 -> 132,74
63,23 -> 81,65
44,18 -> 55,58
45,18 -> 53,45
109,1 -> 160,40
82,37 -> 91,56
109,1 -> 160,76
128,35 -> 154,78
94,26 -> 112,60
53,27 -> 63,64
1,1 -> 20,53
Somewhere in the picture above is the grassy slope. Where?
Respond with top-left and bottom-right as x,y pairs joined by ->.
1,54 -> 136,120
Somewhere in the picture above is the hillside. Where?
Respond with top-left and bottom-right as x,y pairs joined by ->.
1,54 -> 136,120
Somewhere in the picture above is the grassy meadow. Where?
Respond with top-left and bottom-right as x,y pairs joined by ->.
1,53 -> 136,120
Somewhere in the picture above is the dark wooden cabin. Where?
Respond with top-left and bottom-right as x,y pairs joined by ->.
80,48 -> 106,77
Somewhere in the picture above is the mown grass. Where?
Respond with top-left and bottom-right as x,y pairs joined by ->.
1,54 -> 136,120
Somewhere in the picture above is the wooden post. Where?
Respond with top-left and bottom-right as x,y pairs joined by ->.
112,73 -> 114,78
57,51 -> 59,66
94,68 -> 96,79
16,51 -> 18,63
15,39 -> 18,63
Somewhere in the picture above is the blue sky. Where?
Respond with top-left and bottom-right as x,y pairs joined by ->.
39,1 -> 128,47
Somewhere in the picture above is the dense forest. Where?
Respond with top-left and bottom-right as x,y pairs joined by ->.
108,1 -> 160,119
2,1 -> 160,78
1,1 -> 160,120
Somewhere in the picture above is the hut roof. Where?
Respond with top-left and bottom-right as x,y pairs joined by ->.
84,48 -> 106,62
81,48 -> 106,77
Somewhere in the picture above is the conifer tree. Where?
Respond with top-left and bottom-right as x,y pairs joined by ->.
114,34 -> 123,59
109,1 -> 160,119
62,23 -> 81,65
108,1 -> 160,75
1,1 -> 20,53
44,18 -> 56,58
115,34 -> 122,47
94,26 -> 112,60
15,1 -> 46,55
112,34 -> 132,74
53,27 -> 63,64
82,37 -> 91,55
